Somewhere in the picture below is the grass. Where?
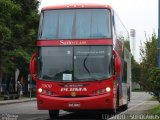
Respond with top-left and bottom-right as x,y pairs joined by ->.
149,96 -> 157,101
149,104 -> 160,115
132,88 -> 144,92
0,96 -> 4,101
141,105 -> 160,120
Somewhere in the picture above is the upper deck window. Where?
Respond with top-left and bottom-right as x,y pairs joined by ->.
38,9 -> 111,40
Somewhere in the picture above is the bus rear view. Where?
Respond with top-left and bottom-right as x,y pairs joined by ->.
30,3 -> 131,119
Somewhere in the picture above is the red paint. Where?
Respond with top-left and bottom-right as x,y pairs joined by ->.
36,78 -> 115,110
29,2 -> 131,113
42,3 -> 112,11
29,52 -> 37,81
37,39 -> 113,46
115,39 -> 123,57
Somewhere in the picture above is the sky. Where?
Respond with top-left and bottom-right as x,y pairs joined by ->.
39,0 -> 158,62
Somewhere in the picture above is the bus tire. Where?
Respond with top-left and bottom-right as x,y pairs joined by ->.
111,91 -> 119,114
112,108 -> 117,115
127,88 -> 131,102
121,103 -> 128,111
49,110 -> 59,119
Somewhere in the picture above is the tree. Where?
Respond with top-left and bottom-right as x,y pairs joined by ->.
10,0 -> 39,84
140,33 -> 158,87
0,0 -> 21,94
0,0 -> 20,73
0,0 -> 39,93
131,56 -> 141,84
146,67 -> 160,102
0,0 -> 39,73
140,33 -> 160,102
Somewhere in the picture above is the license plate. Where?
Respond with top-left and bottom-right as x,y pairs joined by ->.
68,102 -> 80,107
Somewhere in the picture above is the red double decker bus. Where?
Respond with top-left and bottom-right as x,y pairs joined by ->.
30,3 -> 131,118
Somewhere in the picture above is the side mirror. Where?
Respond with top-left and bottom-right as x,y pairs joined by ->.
29,52 -> 37,81
113,50 -> 121,76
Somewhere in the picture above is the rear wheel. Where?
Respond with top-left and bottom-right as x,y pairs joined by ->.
127,88 -> 131,102
49,110 -> 59,119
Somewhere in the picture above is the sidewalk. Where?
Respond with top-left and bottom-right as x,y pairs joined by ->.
109,100 -> 159,120
0,98 -> 36,105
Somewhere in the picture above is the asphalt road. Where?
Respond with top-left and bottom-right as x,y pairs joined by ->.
0,92 -> 156,120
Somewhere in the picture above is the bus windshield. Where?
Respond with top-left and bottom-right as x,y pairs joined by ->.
38,46 -> 112,82
38,9 -> 111,39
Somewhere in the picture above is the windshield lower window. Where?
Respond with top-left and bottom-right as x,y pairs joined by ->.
38,46 -> 112,81
38,9 -> 111,39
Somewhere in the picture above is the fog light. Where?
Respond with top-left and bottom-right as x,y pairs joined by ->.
47,91 -> 51,95
102,89 -> 106,93
38,88 -> 43,93
42,90 -> 47,94
97,90 -> 100,94
106,87 -> 111,92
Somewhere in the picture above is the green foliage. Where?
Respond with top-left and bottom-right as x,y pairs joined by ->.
149,104 -> 160,115
0,0 -> 20,41
124,40 -> 131,52
146,67 -> 160,102
140,33 -> 158,86
140,33 -> 160,102
1,50 -> 15,74
131,56 -> 141,83
140,33 -> 158,68
0,0 -> 39,78
9,48 -> 30,73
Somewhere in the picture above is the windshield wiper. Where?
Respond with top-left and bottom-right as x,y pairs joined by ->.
83,53 -> 90,75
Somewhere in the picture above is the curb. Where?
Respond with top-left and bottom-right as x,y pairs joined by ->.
0,98 -> 36,105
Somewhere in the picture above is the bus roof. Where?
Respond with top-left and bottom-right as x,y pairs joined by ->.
42,3 -> 112,11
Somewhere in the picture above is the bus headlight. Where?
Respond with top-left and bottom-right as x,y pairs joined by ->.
92,87 -> 111,96
40,89 -> 54,96
106,87 -> 111,92
38,88 -> 43,93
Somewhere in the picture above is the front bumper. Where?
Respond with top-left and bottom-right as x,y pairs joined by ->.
37,93 -> 114,110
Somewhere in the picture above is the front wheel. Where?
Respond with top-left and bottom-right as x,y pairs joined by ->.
121,104 -> 128,111
49,110 -> 59,119
112,107 -> 117,115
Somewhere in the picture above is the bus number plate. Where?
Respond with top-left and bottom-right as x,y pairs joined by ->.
68,102 -> 80,107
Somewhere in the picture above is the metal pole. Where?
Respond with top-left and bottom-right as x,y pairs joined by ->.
28,74 -> 32,100
158,0 -> 160,67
